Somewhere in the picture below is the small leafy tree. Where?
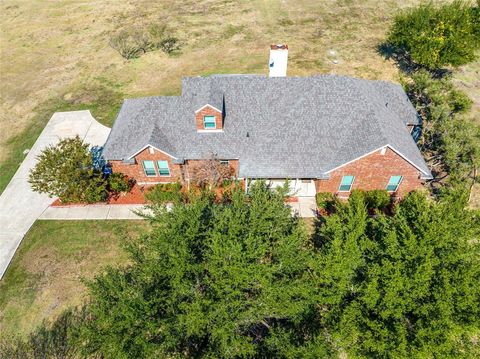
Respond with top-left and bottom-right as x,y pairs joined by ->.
190,154 -> 235,189
387,1 -> 480,69
29,136 -> 108,203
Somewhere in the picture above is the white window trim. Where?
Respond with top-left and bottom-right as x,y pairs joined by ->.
127,144 -> 177,160
157,160 -> 171,177
386,176 -> 403,192
338,175 -> 355,192
203,115 -> 217,130
197,129 -> 224,133
142,160 -> 157,177
194,104 -> 222,113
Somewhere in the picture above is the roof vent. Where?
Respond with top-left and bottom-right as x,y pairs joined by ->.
269,44 -> 288,77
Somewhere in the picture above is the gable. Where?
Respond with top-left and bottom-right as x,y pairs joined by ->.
195,105 -> 223,131
325,146 -> 426,178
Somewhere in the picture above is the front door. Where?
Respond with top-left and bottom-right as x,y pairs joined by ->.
294,179 -> 316,197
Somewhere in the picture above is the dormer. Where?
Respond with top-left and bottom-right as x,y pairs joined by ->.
195,104 -> 223,132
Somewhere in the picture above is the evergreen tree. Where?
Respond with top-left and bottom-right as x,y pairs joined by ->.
79,182 -> 328,358
314,190 -> 480,357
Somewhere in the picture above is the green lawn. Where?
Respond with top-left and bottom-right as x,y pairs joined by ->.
0,220 -> 149,337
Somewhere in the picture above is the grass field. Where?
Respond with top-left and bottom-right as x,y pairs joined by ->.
1,0 -> 423,191
0,220 -> 150,337
2,0 -> 478,194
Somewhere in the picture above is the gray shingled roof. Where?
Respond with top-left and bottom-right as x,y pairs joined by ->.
102,74 -> 432,179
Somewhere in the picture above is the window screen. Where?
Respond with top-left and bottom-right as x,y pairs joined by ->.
386,176 -> 402,192
339,175 -> 355,191
203,116 -> 216,129
157,160 -> 170,176
143,160 -> 156,176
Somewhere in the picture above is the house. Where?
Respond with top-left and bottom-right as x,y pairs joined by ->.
102,44 -> 432,198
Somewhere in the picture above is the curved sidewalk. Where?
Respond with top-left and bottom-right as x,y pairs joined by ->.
0,111 -> 111,279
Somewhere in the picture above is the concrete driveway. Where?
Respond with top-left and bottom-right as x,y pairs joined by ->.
0,111 -> 110,279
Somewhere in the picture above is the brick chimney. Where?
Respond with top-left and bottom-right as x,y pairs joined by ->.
269,44 -> 288,77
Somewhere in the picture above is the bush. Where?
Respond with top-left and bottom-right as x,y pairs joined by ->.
316,192 -> 335,210
404,70 -> 479,187
108,172 -> 133,193
364,190 -> 391,210
387,1 -> 480,69
145,182 -> 183,204
28,136 -> 108,203
157,37 -> 180,54
109,24 -> 180,59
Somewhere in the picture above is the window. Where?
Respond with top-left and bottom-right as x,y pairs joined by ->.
203,115 -> 216,129
143,160 -> 156,177
386,175 -> 402,192
339,175 -> 355,192
219,160 -> 229,166
157,160 -> 170,176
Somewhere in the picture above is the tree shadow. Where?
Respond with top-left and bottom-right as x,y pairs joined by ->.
377,42 -> 452,78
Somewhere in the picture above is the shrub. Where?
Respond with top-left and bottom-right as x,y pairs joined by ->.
108,172 -> 133,193
364,190 -> 391,210
387,1 -> 480,69
29,136 -> 108,203
109,29 -> 142,59
109,24 -> 180,60
157,37 -> 179,54
146,182 -> 183,204
316,192 -> 335,210
404,70 -> 479,187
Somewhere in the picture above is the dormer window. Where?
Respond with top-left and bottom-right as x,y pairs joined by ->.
195,104 -> 223,131
203,115 -> 216,129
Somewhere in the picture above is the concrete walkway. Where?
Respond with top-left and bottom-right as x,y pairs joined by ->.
0,111 -> 110,279
287,197 -> 318,218
39,204 -> 145,220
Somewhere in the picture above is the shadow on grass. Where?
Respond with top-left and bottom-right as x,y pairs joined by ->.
376,42 -> 452,78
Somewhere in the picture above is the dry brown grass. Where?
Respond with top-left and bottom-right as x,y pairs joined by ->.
1,0 -> 424,162
1,0 -> 478,200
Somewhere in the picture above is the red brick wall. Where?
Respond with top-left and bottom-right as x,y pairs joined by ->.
110,147 -> 182,184
195,105 -> 223,131
110,148 -> 239,186
315,147 -> 426,198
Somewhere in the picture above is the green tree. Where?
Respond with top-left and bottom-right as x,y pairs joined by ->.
387,1 -> 480,69
314,190 -> 480,357
404,70 -> 479,187
78,182 -> 329,358
29,136 -> 107,203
